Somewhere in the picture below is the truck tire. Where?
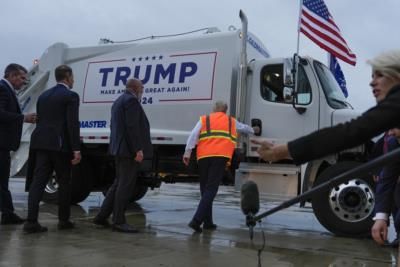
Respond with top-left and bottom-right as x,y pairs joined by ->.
43,160 -> 93,204
129,185 -> 148,202
311,161 -> 375,237
102,184 -> 148,203
222,148 -> 241,185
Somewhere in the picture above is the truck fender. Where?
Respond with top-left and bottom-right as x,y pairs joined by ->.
301,159 -> 326,193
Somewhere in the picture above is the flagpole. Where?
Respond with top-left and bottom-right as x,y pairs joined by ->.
327,52 -> 331,67
296,0 -> 303,54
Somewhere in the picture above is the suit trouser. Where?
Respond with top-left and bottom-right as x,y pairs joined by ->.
96,156 -> 138,224
192,157 -> 228,224
393,182 -> 400,233
0,150 -> 14,214
27,150 -> 72,222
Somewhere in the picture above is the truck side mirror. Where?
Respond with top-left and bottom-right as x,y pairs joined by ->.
283,87 -> 294,102
283,58 -> 294,88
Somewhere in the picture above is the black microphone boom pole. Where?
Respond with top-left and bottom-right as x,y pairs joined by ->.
248,146 -> 400,225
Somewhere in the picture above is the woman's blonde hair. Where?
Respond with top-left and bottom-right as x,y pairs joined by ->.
367,50 -> 400,80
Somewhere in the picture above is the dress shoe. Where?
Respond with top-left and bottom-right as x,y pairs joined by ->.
93,217 -> 111,228
188,220 -> 202,233
203,223 -> 217,230
112,223 -> 139,233
58,220 -> 75,230
23,222 -> 48,234
1,213 -> 25,225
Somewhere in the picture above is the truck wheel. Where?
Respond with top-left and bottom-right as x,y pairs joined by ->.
43,160 -> 93,204
43,176 -> 59,203
129,185 -> 148,202
311,161 -> 375,237
222,169 -> 235,185
222,149 -> 241,185
102,184 -> 148,202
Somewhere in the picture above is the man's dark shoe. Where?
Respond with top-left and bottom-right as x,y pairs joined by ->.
203,223 -> 217,230
112,223 -> 139,233
1,213 -> 25,225
23,222 -> 48,234
93,217 -> 111,228
58,220 -> 75,230
188,220 -> 202,233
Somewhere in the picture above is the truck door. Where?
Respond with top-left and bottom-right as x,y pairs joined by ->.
246,58 -> 320,155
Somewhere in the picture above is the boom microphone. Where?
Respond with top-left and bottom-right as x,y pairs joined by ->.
240,181 -> 260,216
241,181 -> 260,240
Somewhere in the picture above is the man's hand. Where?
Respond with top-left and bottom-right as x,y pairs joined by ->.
135,150 -> 144,162
252,140 -> 290,162
183,155 -> 190,166
182,150 -> 191,166
71,151 -> 81,165
371,219 -> 388,245
24,113 -> 37,123
252,126 -> 261,135
252,139 -> 275,161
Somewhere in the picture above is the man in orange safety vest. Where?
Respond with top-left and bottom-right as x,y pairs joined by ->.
183,101 -> 259,233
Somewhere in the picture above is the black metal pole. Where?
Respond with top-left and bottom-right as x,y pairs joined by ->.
249,147 -> 400,224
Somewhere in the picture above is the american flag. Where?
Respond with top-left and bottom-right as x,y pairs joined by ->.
299,0 -> 356,65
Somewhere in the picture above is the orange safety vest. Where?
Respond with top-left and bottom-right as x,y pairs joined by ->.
196,112 -> 237,160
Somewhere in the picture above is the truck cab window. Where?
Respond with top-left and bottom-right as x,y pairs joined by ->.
313,61 -> 348,109
260,64 -> 312,105
260,64 -> 285,103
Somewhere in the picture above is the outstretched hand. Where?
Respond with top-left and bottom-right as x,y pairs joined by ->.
252,139 -> 290,162
252,139 -> 275,161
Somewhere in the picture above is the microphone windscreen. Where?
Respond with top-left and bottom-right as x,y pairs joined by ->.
240,181 -> 260,215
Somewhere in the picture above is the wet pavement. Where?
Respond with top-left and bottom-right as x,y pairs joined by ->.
1,178 -> 399,267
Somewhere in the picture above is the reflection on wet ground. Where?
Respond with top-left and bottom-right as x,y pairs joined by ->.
1,179 -> 398,266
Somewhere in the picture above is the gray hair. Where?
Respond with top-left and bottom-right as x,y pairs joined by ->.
367,50 -> 400,80
213,101 -> 228,113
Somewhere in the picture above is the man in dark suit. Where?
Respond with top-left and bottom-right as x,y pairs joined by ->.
23,65 -> 81,234
372,130 -> 400,247
0,63 -> 36,225
93,78 -> 152,233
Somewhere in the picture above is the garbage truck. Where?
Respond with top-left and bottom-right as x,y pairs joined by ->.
12,11 -> 374,237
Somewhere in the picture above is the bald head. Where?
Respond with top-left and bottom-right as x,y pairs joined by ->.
126,78 -> 144,97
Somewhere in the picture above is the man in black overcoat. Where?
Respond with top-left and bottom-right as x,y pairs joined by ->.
94,78 -> 152,233
23,65 -> 81,234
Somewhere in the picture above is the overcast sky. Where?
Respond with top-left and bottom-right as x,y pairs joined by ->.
1,0 -> 399,111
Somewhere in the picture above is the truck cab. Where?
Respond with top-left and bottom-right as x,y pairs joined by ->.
236,55 -> 374,237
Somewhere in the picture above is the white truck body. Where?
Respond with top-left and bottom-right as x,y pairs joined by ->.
13,12 -> 374,237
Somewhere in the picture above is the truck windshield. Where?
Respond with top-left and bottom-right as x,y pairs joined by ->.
313,61 -> 348,109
